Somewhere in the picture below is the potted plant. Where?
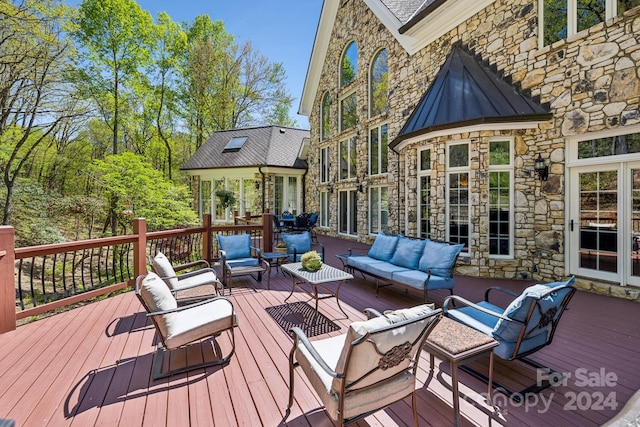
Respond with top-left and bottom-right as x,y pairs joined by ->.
275,241 -> 288,254
215,189 -> 236,210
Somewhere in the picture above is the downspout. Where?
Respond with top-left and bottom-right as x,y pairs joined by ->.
259,166 -> 266,214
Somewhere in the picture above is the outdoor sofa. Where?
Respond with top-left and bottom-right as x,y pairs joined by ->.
345,232 -> 464,303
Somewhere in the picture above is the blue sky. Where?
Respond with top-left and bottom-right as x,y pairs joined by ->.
71,0 -> 324,129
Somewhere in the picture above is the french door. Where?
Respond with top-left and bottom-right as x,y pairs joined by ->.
569,162 -> 640,286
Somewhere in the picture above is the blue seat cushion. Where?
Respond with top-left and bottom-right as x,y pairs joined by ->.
389,237 -> 424,269
282,232 -> 312,254
366,262 -> 410,281
218,234 -> 251,259
226,257 -> 259,268
347,256 -> 387,272
367,232 -> 399,261
446,301 -> 502,336
392,269 -> 454,291
418,240 -> 464,277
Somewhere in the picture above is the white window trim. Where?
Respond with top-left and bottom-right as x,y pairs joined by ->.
338,134 -> 358,181
488,137 -> 515,259
338,188 -> 358,236
368,48 -> 388,119
566,123 -> 640,167
320,91 -> 331,141
368,185 -> 389,235
417,147 -> 432,240
320,145 -> 330,184
338,89 -> 357,134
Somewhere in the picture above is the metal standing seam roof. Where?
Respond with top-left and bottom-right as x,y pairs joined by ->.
181,125 -> 310,170
390,45 -> 552,149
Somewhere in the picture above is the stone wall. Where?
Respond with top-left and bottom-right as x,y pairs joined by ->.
305,0 -> 640,298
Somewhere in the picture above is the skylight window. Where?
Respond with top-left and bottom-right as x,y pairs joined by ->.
223,136 -> 248,152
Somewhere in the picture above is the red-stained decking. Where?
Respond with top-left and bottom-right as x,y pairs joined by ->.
0,235 -> 638,426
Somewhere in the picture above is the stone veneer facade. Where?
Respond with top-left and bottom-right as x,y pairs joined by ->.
304,0 -> 640,301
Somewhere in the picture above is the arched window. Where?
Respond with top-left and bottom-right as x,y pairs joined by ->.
369,48 -> 388,117
321,91 -> 331,140
340,41 -> 358,87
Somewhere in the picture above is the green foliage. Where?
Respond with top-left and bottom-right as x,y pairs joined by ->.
301,250 -> 323,272
88,152 -> 197,231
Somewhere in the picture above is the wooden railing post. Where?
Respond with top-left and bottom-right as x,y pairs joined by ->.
0,226 -> 16,333
263,213 -> 273,252
133,218 -> 147,281
202,214 -> 212,263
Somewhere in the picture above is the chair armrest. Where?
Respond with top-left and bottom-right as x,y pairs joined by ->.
173,259 -> 210,272
176,267 -> 218,280
443,295 -> 512,321
363,308 -> 383,319
313,242 -> 325,259
146,295 -> 233,317
251,246 -> 262,258
347,247 -> 368,256
484,286 -> 520,303
219,249 -> 227,264
289,327 -> 341,378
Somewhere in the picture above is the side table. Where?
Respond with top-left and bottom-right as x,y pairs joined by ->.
335,253 -> 353,273
261,251 -> 289,276
424,316 -> 498,427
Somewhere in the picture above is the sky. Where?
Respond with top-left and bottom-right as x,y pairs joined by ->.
70,0 -> 324,129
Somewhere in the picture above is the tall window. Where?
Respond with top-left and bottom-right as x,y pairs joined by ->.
200,180 -> 212,216
370,48 -> 388,117
418,149 -> 431,239
320,146 -> 330,183
321,92 -> 331,141
339,189 -> 357,235
447,142 -> 470,252
369,186 -> 389,234
320,191 -> 330,227
369,124 -> 388,175
541,0 -> 640,45
340,41 -> 358,87
488,139 -> 513,257
339,136 -> 357,180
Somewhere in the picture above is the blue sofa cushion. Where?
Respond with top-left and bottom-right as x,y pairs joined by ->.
389,237 -> 424,269
367,232 -> 399,261
392,269 -> 454,291
282,232 -> 312,254
347,256 -> 386,272
418,240 -> 464,277
217,234 -> 251,260
367,261 -> 411,280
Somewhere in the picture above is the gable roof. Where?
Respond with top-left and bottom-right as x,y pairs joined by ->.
181,126 -> 310,171
299,0 -> 496,117
390,46 -> 552,149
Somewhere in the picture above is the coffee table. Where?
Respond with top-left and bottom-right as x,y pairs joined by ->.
281,262 -> 353,323
424,317 -> 499,427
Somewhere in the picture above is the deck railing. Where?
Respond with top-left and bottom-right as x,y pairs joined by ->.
0,213 -> 275,333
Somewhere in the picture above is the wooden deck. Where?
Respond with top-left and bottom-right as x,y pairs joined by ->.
1,235 -> 639,426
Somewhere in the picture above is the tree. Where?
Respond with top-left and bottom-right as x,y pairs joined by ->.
0,0 -> 83,225
88,152 -> 198,233
72,0 -> 154,234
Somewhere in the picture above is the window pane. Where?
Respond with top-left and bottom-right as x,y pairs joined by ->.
578,133 -> 640,159
340,92 -> 357,132
420,149 -> 431,170
340,41 -> 358,87
370,187 -> 379,232
490,140 -> 510,165
370,128 -> 379,175
420,176 -> 431,239
618,0 -> 640,13
201,180 -> 211,215
544,0 -> 567,45
274,176 -> 284,215
320,147 -> 329,183
321,92 -> 331,140
381,124 -> 388,173
489,171 -> 511,255
320,191 -> 329,227
449,172 -> 469,250
577,0 -> 605,33
288,176 -> 298,214
449,144 -> 469,167
370,49 -> 388,117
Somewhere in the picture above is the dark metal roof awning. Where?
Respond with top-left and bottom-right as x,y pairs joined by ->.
390,46 -> 552,149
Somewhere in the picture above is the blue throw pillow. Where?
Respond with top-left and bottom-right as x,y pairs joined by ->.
218,234 -> 251,260
367,232 -> 399,261
418,240 -> 464,277
389,237 -> 425,269
282,232 -> 312,254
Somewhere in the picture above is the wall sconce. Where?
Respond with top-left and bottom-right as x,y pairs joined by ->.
254,181 -> 260,190
534,154 -> 549,181
327,181 -> 334,193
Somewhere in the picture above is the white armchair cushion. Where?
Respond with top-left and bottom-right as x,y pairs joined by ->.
164,298 -> 237,349
152,252 -> 179,289
139,272 -> 177,338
